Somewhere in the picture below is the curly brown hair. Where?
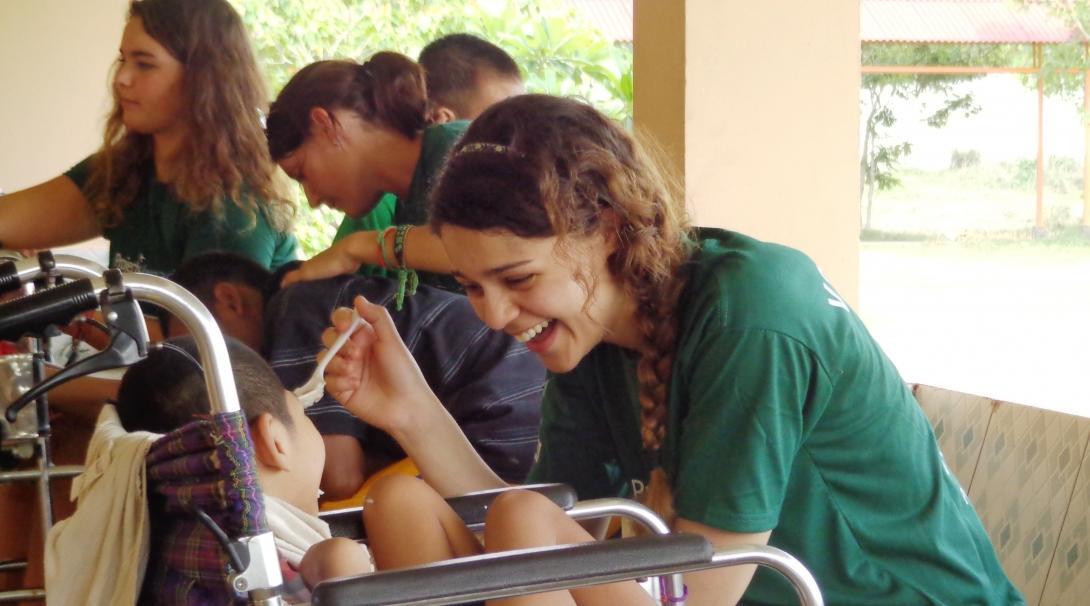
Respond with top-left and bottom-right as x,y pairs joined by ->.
429,95 -> 693,522
86,0 -> 290,231
266,53 -> 428,161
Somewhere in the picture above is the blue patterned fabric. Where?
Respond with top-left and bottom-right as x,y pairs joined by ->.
263,274 -> 545,482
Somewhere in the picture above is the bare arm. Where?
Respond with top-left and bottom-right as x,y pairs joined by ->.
281,227 -> 452,287
673,518 -> 772,606
322,297 -> 505,497
0,177 -> 99,250
318,435 -> 368,501
400,226 -> 451,273
280,231 -> 377,286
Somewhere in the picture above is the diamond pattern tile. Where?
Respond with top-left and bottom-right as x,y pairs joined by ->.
967,401 -> 1090,605
1041,423 -> 1090,606
912,384 -> 993,491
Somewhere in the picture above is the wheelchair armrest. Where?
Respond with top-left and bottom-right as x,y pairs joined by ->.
318,483 -> 578,539
311,533 -> 713,606
445,483 -> 578,527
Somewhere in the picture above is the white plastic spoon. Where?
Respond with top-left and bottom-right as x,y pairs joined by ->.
293,312 -> 365,408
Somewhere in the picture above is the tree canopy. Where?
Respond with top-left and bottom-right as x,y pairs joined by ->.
229,0 -> 634,254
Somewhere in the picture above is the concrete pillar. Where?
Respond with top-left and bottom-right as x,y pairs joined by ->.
633,0 -> 861,305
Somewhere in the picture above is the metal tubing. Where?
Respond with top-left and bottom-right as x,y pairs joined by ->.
120,274 -> 282,602
9,255 -> 106,285
567,498 -> 671,534
0,266 -> 255,602
0,589 -> 46,603
5,267 -> 236,413
0,465 -> 83,484
342,543 -> 823,606
121,274 -> 240,415
709,546 -> 823,606
565,498 -> 685,603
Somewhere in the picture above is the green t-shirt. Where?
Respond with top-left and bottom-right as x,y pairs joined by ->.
331,193 -> 396,278
528,228 -> 1023,605
65,157 -> 298,275
331,121 -> 467,291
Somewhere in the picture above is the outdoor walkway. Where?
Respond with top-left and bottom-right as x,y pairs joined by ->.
860,241 -> 1090,417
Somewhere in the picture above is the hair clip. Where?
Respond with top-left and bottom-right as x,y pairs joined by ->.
455,142 -> 511,157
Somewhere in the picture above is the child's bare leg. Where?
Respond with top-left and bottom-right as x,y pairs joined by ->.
362,474 -> 482,570
299,537 -> 373,587
483,490 -> 654,606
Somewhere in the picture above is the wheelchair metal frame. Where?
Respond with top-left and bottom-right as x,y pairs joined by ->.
0,256 -> 285,604
1,254 -> 108,603
0,254 -> 824,606
309,496 -> 822,605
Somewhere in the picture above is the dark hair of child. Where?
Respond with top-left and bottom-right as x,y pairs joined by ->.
116,335 -> 291,434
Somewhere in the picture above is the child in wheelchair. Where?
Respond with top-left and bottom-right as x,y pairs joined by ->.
113,336 -> 373,600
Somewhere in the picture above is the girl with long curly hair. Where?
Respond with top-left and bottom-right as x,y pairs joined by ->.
322,95 -> 1021,605
0,0 -> 296,275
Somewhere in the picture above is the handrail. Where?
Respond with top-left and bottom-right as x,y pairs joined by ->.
311,533 -> 823,606
566,498 -> 683,601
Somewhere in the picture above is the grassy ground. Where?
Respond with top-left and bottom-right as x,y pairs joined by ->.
864,166 -> 1089,238
859,167 -> 1090,416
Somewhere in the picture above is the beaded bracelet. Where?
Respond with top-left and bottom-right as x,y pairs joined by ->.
393,225 -> 412,268
377,226 -> 397,270
391,224 -> 418,311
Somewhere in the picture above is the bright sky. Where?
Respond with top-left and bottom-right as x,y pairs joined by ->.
872,74 -> 1086,170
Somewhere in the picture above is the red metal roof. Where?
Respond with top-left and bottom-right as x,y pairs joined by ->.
563,0 -> 633,42
862,0 -> 1079,44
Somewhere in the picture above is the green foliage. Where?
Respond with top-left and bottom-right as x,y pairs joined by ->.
872,141 -> 912,190
860,44 -> 987,230
862,42 -> 1027,70
949,149 -> 982,169
998,156 -> 1084,192
1017,1 -> 1090,98
229,0 -> 633,254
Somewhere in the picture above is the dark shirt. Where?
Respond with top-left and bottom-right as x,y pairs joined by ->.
262,274 -> 545,482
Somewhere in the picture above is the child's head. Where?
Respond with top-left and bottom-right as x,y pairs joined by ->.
418,33 -> 524,122
267,53 -> 428,217
167,252 -> 277,352
117,336 -> 325,513
90,0 -> 287,231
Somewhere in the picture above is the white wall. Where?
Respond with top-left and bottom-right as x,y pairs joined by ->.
0,0 -> 129,192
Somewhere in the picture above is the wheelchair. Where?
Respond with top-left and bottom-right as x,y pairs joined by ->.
0,253 -> 823,605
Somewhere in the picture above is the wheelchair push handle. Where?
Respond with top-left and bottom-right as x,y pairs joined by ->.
0,252 -> 108,296
0,259 -> 19,294
4,270 -> 151,423
0,278 -> 99,341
